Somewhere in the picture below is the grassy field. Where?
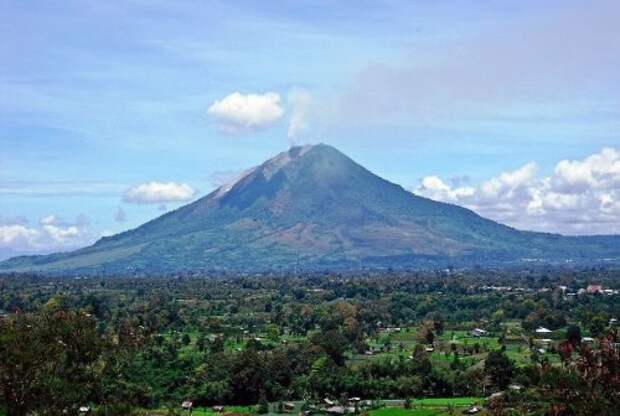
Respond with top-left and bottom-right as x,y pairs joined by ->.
370,408 -> 438,416
370,398 -> 485,416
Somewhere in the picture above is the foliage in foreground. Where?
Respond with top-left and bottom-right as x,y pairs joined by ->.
0,271 -> 619,415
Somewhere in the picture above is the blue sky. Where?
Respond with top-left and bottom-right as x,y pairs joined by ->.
1,0 -> 619,258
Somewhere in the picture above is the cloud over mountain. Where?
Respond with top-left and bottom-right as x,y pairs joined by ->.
415,148 -> 620,235
207,92 -> 284,134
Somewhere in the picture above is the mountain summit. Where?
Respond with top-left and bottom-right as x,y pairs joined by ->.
2,144 -> 619,273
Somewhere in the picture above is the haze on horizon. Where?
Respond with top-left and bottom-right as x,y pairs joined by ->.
1,0 -> 619,260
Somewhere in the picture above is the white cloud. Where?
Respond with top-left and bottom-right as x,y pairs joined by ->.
415,148 -> 620,235
0,225 -> 39,246
123,181 -> 195,204
42,224 -> 81,243
40,214 -> 58,225
552,148 -> 620,193
207,92 -> 284,134
418,176 -> 475,202
0,214 -> 93,258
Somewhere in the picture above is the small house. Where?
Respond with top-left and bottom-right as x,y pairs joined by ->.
181,401 -> 193,411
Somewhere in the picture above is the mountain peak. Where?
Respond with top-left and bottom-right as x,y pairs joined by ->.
2,143 -> 619,274
265,143 -> 343,168
261,143 -> 317,179
213,143 -> 348,200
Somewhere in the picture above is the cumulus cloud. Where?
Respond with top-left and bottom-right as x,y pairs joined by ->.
415,148 -> 620,235
207,92 -> 284,134
0,225 -> 39,246
552,148 -> 620,193
42,223 -> 81,243
0,214 -> 93,259
123,181 -> 195,204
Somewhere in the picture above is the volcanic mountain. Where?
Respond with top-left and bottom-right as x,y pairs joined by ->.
2,144 -> 619,274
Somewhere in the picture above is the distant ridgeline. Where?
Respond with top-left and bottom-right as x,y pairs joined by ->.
1,144 -> 619,274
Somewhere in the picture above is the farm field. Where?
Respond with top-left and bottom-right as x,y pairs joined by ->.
370,403 -> 485,416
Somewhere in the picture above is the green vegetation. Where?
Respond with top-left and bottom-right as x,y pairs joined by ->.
410,397 -> 481,406
1,269 -> 619,415
186,405 -> 255,415
370,408 -> 438,416
369,399 -> 483,416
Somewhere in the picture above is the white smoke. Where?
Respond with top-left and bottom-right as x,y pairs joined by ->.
287,88 -> 312,147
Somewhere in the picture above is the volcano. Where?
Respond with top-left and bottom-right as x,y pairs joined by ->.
2,144 -> 619,274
